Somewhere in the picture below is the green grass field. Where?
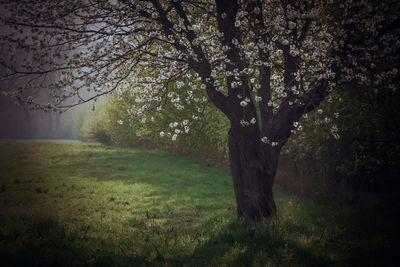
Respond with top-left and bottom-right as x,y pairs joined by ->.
0,140 -> 397,266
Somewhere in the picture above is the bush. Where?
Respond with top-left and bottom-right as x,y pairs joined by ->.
102,92 -> 230,165
80,101 -> 112,144
278,84 -> 400,195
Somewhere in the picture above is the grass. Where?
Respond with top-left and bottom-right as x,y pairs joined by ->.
0,140 -> 397,266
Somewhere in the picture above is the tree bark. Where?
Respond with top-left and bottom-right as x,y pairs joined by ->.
48,112 -> 53,137
55,112 -> 61,132
228,127 -> 280,221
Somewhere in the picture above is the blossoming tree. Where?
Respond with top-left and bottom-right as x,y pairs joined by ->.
1,0 -> 398,220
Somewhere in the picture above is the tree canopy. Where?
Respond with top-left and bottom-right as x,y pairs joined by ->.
1,0 -> 397,140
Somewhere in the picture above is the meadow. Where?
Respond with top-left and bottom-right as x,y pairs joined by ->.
0,140 -> 396,266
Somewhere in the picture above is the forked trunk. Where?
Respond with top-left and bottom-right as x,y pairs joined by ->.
228,128 -> 280,221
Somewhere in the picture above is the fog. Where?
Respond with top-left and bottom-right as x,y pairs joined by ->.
0,90 -> 91,140
0,4 -> 102,140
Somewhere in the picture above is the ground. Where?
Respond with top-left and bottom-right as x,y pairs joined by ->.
0,140 -> 397,266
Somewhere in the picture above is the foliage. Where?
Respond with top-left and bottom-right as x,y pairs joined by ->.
280,84 -> 400,193
79,100 -> 111,144
103,94 -> 150,147
0,140 -> 397,266
96,91 -> 230,164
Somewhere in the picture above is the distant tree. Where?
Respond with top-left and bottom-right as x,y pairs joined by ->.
0,0 -> 398,220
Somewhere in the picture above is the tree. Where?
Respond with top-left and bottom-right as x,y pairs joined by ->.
0,0 -> 398,221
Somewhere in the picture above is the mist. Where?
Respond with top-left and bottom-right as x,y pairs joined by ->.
0,90 -> 91,140
0,5 -> 102,140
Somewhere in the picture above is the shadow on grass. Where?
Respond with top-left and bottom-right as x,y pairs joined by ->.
174,214 -> 398,267
0,218 -> 325,266
0,215 -> 146,267
1,212 -> 398,266
170,216 -> 330,267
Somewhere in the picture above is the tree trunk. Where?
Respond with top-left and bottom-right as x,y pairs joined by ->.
55,112 -> 61,132
228,127 -> 280,221
48,112 -> 53,137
